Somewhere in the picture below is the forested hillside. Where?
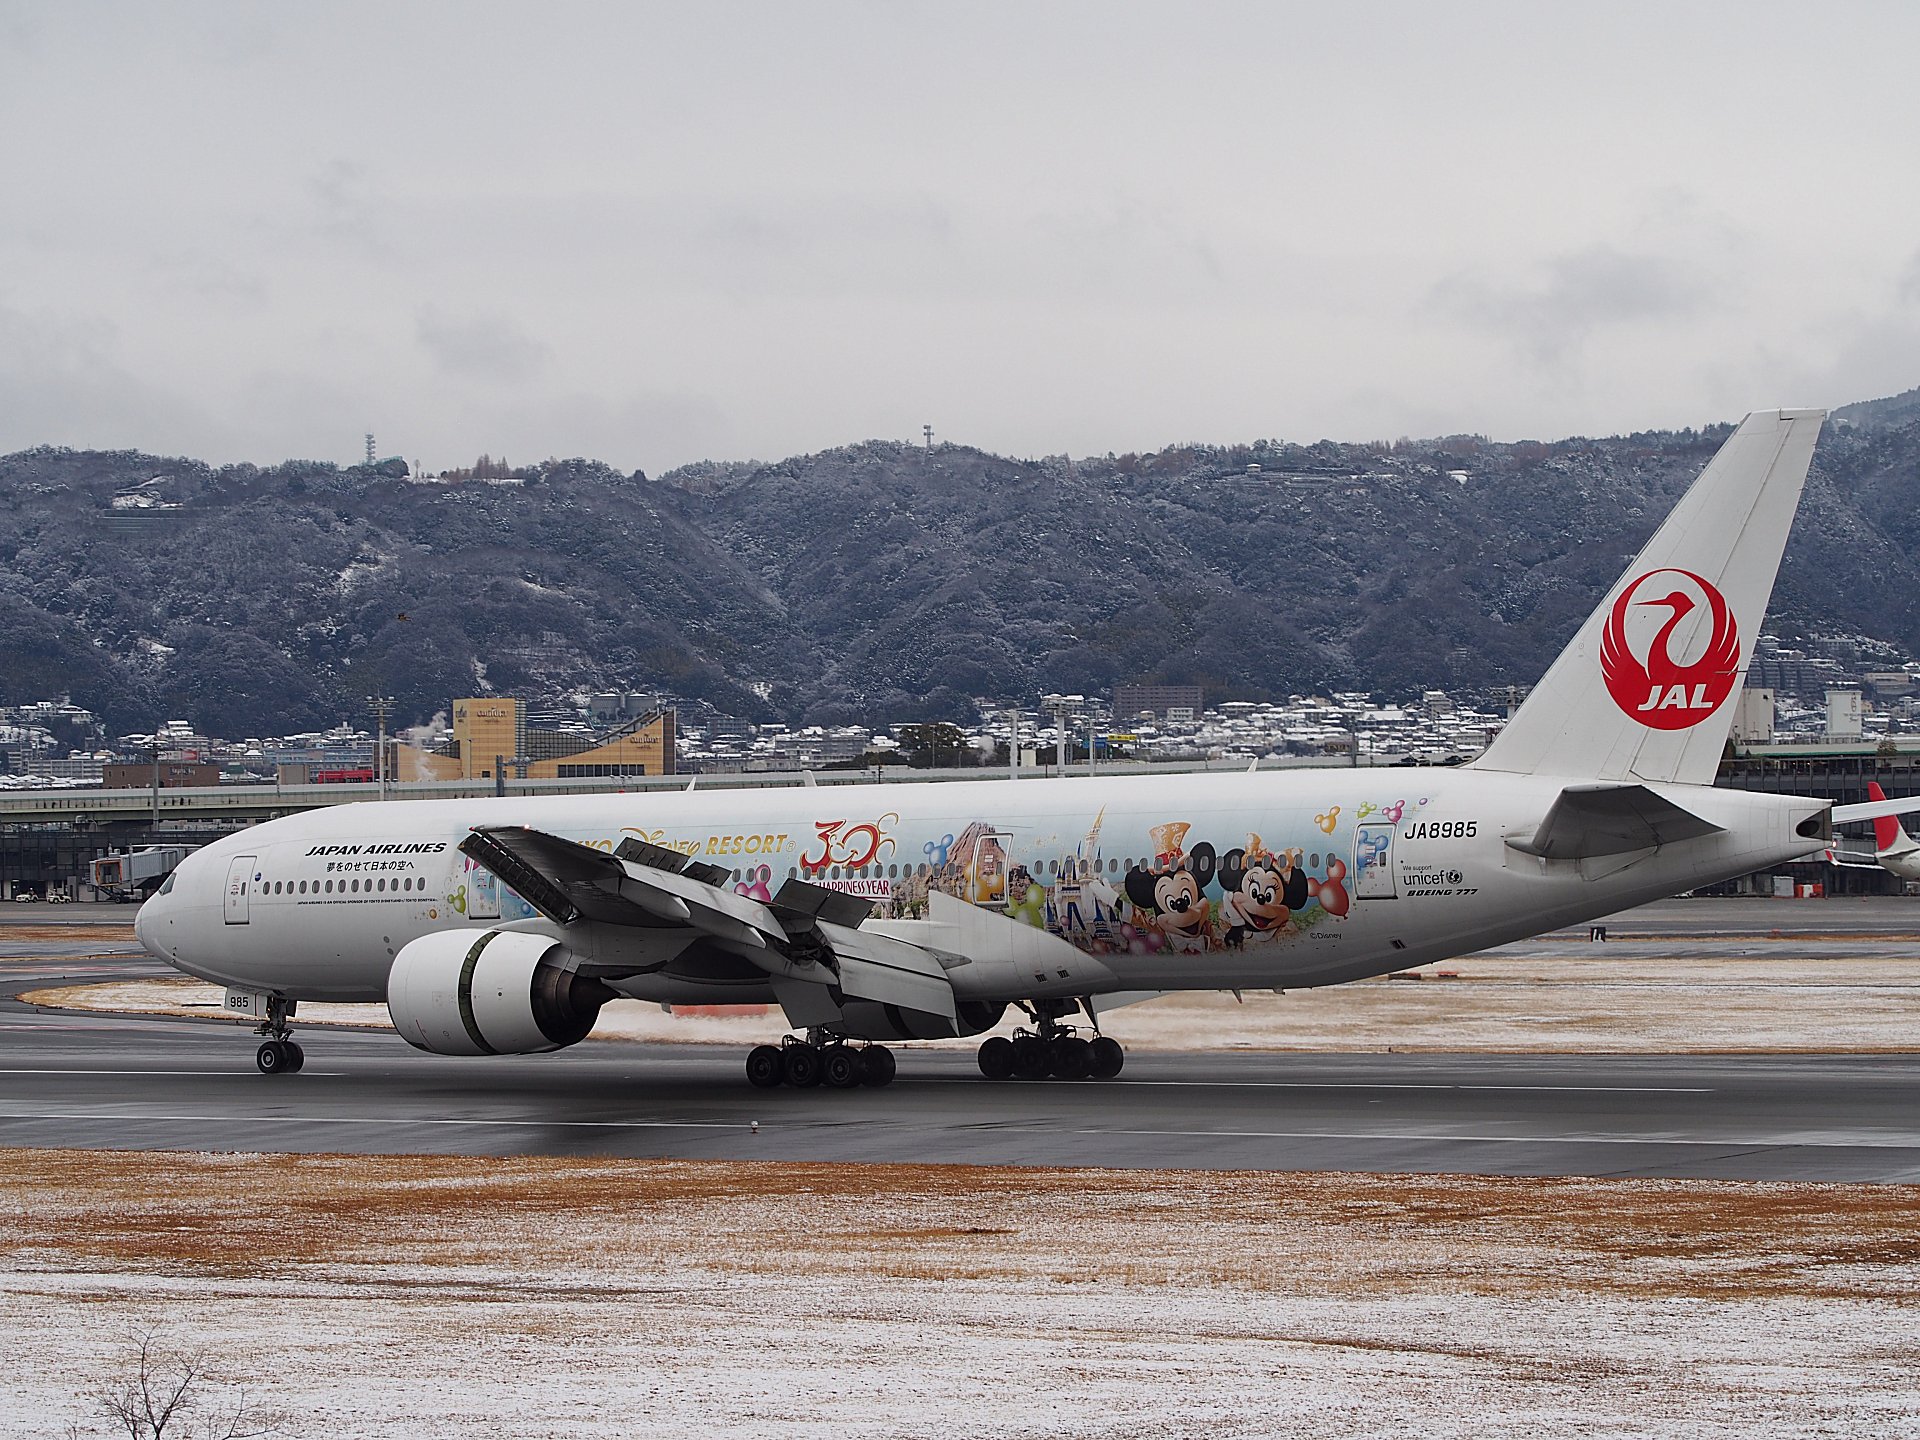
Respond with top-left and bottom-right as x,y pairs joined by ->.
2,391 -> 1916,736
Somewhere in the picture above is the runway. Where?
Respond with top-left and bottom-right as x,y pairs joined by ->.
6,911 -> 1920,1181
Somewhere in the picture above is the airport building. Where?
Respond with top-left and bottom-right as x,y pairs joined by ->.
404,697 -> 677,782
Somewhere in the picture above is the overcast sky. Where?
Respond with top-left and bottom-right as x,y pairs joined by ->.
2,1 -> 1917,475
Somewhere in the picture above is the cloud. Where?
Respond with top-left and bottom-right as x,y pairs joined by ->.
1900,250 -> 1920,307
415,308 -> 551,383
1428,246 -> 1712,368
0,304 -> 219,455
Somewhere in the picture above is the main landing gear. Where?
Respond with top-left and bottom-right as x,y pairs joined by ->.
977,999 -> 1124,1081
253,994 -> 304,1075
746,1034 -> 896,1090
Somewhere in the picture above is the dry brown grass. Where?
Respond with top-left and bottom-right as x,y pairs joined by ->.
5,1149 -> 1917,1306
0,924 -> 137,944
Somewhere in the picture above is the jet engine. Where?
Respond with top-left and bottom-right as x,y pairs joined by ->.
829,998 -> 1006,1043
387,929 -> 616,1056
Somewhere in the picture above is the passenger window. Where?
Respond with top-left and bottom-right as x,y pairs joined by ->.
158,873 -> 175,895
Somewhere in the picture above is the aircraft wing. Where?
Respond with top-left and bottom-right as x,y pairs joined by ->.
459,825 -> 963,1024
1506,783 -> 1723,860
1831,795 -> 1920,827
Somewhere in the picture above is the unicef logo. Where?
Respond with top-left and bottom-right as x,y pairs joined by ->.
1445,870 -> 1463,886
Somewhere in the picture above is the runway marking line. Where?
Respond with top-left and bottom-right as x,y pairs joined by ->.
0,1067 -> 1715,1094
3,1111 -> 1917,1155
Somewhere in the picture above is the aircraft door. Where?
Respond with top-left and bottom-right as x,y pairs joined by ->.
463,854 -> 502,920
223,855 -> 257,925
1352,824 -> 1397,900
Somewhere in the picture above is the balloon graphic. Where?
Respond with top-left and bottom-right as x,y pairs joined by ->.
1314,806 -> 1341,834
924,834 -> 955,868
1310,857 -> 1351,918
1006,882 -> 1048,928
1356,802 -> 1377,820
1382,800 -> 1405,824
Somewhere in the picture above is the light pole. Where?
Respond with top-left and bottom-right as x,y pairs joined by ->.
371,696 -> 394,801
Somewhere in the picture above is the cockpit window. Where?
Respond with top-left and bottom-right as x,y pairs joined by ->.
157,873 -> 176,896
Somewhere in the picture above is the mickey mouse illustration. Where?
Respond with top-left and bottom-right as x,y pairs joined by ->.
1217,836 -> 1309,948
1123,824 -> 1218,953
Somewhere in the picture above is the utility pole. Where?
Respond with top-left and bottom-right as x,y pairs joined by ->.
370,696 -> 393,801
149,744 -> 161,828
1008,708 -> 1020,781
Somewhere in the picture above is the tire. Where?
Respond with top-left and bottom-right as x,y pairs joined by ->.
283,1041 -> 305,1073
783,1043 -> 823,1088
822,1045 -> 862,1090
1089,1036 -> 1125,1079
255,1040 -> 287,1075
1049,1035 -> 1093,1080
1010,1035 -> 1050,1081
745,1044 -> 785,1089
859,1046 -> 897,1087
976,1035 -> 1015,1080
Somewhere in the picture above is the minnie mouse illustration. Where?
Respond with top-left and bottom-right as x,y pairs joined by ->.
1217,836 -> 1309,947
1122,823 -> 1217,953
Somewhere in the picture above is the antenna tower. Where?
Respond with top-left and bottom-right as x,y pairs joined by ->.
923,424 -> 933,451
365,433 -> 376,465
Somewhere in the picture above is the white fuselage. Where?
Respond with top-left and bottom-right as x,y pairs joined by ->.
136,767 -> 1826,1007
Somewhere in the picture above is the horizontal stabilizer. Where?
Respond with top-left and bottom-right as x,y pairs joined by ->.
1831,794 -> 1920,829
1507,784 -> 1722,860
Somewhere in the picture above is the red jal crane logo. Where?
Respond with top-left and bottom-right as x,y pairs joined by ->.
1599,568 -> 1741,729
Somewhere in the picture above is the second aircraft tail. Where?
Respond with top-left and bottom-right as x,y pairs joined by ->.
1471,409 -> 1825,787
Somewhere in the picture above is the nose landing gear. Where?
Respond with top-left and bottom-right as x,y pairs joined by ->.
978,999 -> 1125,1081
252,994 -> 304,1075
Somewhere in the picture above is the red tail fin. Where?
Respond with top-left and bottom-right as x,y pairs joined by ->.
1869,782 -> 1903,851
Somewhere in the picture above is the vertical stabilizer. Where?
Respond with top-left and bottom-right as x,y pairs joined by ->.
1867,783 -> 1920,858
1472,409 -> 1824,785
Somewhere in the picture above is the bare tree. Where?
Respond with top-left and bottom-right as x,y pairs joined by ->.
69,1332 -> 278,1440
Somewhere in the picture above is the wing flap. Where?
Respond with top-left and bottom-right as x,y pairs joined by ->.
459,827 -> 663,927
817,920 -> 959,1019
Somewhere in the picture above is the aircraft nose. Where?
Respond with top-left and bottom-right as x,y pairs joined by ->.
133,893 -> 158,953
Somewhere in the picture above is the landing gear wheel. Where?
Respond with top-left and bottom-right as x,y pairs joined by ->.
1010,1035 -> 1051,1081
282,1041 -> 305,1073
858,1046 -> 897,1088
783,1042 -> 823,1088
1048,1035 -> 1093,1080
1089,1035 -> 1125,1079
745,1044 -> 785,1089
821,1045 -> 862,1090
976,1035 -> 1015,1080
255,1040 -> 290,1075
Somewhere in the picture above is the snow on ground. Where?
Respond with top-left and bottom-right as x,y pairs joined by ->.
4,1152 -> 1919,1438
29,934 -> 1920,1053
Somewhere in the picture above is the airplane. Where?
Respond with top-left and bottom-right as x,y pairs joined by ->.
1826,780 -> 1920,880
134,407 -> 1920,1086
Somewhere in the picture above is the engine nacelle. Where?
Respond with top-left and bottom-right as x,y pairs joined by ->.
387,929 -> 616,1056
829,999 -> 1006,1043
